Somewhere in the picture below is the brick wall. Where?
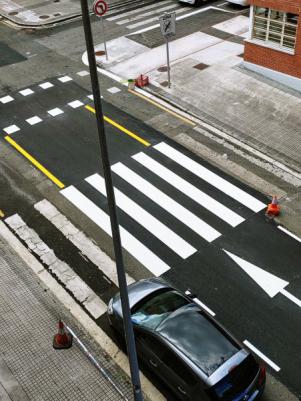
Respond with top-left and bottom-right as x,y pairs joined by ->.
244,0 -> 301,78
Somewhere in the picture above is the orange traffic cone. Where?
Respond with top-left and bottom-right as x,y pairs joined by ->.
266,195 -> 280,216
53,320 -> 72,349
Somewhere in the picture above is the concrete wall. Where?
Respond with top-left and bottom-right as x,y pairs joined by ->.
244,0 -> 301,78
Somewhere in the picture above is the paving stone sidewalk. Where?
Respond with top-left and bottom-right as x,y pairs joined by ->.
0,233 -> 133,401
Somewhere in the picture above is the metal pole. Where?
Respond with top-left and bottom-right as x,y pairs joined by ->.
101,16 -> 108,61
166,36 -> 171,88
79,1 -> 143,400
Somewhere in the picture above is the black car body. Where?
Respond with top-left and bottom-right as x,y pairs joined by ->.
107,278 -> 266,401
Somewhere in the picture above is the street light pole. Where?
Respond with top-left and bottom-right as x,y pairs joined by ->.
79,1 -> 143,400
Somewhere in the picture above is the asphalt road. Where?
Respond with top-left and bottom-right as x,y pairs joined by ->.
1,76 -> 300,399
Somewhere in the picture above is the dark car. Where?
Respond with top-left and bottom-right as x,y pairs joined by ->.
107,278 -> 266,401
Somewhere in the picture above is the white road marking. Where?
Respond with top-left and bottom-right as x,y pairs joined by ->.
107,87 -> 121,94
86,174 -> 196,258
61,186 -> 171,276
77,70 -> 90,76
106,0 -> 173,21
117,3 -> 178,25
26,116 -> 42,125
3,125 -> 20,134
19,88 -> 34,96
0,95 -> 14,103
277,226 -> 301,243
58,76 -> 73,83
48,107 -> 64,117
39,82 -> 53,89
68,100 -> 84,108
112,162 -> 221,242
34,199 -> 135,286
280,289 -> 301,308
154,142 -> 266,212
193,298 -> 216,316
243,340 -> 281,372
133,152 -> 244,227
126,7 -> 188,30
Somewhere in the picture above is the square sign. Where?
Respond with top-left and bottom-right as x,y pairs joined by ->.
159,12 -> 176,38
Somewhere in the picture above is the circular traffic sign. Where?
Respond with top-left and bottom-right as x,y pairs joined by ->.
93,0 -> 108,17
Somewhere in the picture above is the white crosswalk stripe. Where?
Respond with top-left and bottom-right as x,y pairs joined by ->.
61,186 -> 171,276
126,7 -> 189,30
154,142 -> 266,212
86,173 -> 196,258
107,0 -> 173,21
133,152 -> 245,227
116,3 -> 178,25
112,162 -> 221,242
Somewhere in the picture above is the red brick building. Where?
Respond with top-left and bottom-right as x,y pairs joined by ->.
244,0 -> 301,80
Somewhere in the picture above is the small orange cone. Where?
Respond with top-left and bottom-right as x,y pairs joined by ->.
266,195 -> 280,216
53,320 -> 72,349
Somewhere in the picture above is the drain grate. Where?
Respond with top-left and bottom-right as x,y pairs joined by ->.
193,63 -> 209,71
157,66 -> 168,72
160,81 -> 169,87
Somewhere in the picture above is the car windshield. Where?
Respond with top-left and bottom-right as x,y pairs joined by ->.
131,289 -> 189,330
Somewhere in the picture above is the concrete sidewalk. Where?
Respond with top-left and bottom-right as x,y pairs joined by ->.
0,223 -> 134,401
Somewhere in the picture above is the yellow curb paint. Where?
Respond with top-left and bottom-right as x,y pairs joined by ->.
128,89 -> 196,127
0,210 -> 4,218
85,105 -> 151,147
5,136 -> 65,189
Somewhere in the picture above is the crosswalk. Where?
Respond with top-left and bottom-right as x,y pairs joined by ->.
106,0 -> 191,31
60,141 -> 266,276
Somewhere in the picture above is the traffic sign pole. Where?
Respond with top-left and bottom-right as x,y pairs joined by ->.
93,0 -> 109,60
159,12 -> 176,88
80,0 -> 143,400
166,37 -> 171,88
101,16 -> 108,60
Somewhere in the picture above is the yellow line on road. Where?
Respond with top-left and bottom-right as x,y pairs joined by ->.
85,105 -> 151,147
5,136 -> 65,189
0,210 -> 4,218
128,89 -> 196,127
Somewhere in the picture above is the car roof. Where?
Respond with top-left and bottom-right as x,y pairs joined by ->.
156,304 -> 239,376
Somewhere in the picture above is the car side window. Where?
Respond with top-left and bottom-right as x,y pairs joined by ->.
162,349 -> 197,386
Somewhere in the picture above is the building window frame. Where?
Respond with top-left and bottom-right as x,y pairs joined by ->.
251,6 -> 299,53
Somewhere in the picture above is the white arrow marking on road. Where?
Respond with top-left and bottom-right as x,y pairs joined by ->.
224,250 -> 301,308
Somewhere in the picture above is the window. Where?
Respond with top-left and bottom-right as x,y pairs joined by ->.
252,6 -> 298,51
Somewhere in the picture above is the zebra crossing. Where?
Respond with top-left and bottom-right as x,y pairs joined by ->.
60,141 -> 266,277
106,0 -> 191,31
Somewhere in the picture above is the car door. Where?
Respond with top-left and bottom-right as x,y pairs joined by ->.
135,329 -> 166,375
160,348 -> 198,400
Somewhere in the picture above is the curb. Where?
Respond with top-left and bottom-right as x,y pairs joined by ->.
0,221 -> 166,401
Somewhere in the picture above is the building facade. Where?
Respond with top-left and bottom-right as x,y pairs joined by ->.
244,0 -> 301,80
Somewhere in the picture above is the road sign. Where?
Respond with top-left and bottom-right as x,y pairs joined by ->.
159,12 -> 176,38
93,0 -> 108,17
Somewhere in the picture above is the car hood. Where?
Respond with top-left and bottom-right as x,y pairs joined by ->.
112,278 -> 170,317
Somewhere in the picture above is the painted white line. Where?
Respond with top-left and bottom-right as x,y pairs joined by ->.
126,7 -> 188,30
117,3 -> 178,25
0,95 -> 14,104
68,100 -> 84,108
19,88 -> 34,96
107,86 -> 121,94
277,226 -> 301,243
39,82 -> 53,89
86,174 -> 196,258
48,107 -> 64,117
61,186 -> 171,276
77,70 -> 90,76
133,152 -> 244,227
243,340 -> 281,372
34,199 -> 135,286
3,124 -> 20,134
193,298 -> 215,316
26,116 -> 42,125
112,162 -> 220,242
280,288 -> 301,308
58,76 -> 73,83
154,142 -> 266,212
106,0 -> 172,21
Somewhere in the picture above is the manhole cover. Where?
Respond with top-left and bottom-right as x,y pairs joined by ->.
193,63 -> 209,71
39,15 -> 50,19
157,66 -> 168,72
53,13 -> 61,16
95,50 -> 106,56
9,11 -> 19,15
